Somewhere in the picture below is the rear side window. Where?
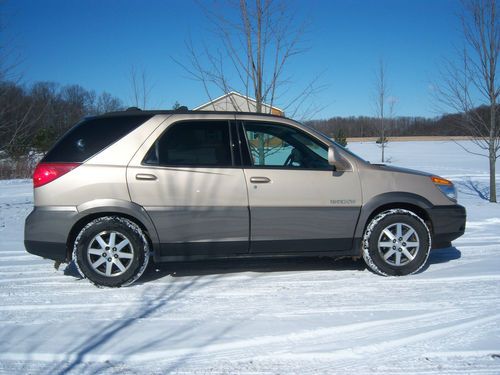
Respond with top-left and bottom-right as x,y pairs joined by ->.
143,121 -> 232,167
43,115 -> 153,163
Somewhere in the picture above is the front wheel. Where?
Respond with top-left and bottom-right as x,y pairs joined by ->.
362,209 -> 431,276
73,216 -> 150,287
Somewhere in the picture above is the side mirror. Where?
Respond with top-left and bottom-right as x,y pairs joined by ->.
328,146 -> 337,166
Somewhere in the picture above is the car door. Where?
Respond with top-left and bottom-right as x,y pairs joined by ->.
237,117 -> 362,254
127,115 -> 249,259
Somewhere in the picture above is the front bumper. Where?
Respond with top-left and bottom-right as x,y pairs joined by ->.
426,204 -> 466,249
24,207 -> 78,262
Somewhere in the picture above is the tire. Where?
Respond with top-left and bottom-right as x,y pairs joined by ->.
362,209 -> 431,276
73,216 -> 150,287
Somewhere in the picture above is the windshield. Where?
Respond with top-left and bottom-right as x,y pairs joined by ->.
331,140 -> 367,163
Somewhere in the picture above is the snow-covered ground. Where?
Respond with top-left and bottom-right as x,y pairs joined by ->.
0,140 -> 499,374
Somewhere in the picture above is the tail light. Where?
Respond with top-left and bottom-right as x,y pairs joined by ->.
33,163 -> 80,188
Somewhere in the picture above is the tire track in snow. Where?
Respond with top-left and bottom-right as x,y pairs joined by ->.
0,310 -> 453,363
0,263 -> 54,271
0,269 -> 59,275
0,255 -> 40,262
403,274 -> 500,283
0,276 -> 75,284
253,313 -> 500,362
0,301 -> 141,312
0,250 -> 28,255
180,310 -> 500,370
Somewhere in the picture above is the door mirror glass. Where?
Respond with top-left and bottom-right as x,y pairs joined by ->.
328,146 -> 337,166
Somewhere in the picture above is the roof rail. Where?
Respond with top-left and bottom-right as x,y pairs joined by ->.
174,106 -> 189,112
98,109 -> 290,119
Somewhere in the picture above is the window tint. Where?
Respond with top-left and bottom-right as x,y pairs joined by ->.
243,122 -> 330,169
43,115 -> 152,163
144,121 -> 232,167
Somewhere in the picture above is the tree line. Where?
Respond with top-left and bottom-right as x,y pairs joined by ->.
0,80 -> 123,159
306,112 -> 472,139
0,77 -> 493,162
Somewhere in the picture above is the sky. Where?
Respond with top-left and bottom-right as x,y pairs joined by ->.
2,0 -> 464,119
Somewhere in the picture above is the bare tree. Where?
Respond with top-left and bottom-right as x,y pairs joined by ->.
374,59 -> 390,163
0,12 -> 43,160
96,92 -> 123,114
0,8 -> 21,85
129,66 -> 153,109
436,0 -> 499,202
0,83 -> 45,158
176,0 -> 325,120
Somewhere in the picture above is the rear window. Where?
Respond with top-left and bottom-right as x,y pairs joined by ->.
43,115 -> 153,163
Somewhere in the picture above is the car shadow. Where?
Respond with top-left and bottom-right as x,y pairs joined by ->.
63,256 -> 366,284
65,248 -> 461,283
139,256 -> 367,282
427,246 -> 462,265
63,261 -> 82,279
415,246 -> 462,274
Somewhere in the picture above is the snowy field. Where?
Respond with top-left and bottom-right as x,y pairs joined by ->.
0,140 -> 499,374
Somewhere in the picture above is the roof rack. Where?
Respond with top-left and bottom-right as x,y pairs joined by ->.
97,109 -> 288,120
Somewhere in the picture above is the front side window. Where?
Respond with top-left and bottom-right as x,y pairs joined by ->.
243,122 -> 331,169
144,121 -> 232,167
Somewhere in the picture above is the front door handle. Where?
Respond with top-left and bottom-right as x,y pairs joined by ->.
136,173 -> 157,181
250,176 -> 271,184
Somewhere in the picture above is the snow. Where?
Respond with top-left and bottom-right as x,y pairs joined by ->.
0,140 -> 499,374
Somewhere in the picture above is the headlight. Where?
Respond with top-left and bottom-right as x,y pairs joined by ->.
431,176 -> 457,202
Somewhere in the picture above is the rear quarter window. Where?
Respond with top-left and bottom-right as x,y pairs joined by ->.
43,115 -> 153,163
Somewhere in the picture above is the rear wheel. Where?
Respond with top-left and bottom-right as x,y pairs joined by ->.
73,216 -> 150,287
362,209 -> 431,276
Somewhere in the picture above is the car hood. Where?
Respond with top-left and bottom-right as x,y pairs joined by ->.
368,163 -> 433,177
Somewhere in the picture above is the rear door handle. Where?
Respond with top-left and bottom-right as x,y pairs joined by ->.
136,173 -> 157,181
250,176 -> 271,183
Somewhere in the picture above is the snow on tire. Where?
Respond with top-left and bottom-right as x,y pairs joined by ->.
73,216 -> 150,287
362,209 -> 431,276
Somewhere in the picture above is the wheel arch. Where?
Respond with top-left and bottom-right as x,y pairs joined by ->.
66,199 -> 160,261
355,192 -> 434,245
